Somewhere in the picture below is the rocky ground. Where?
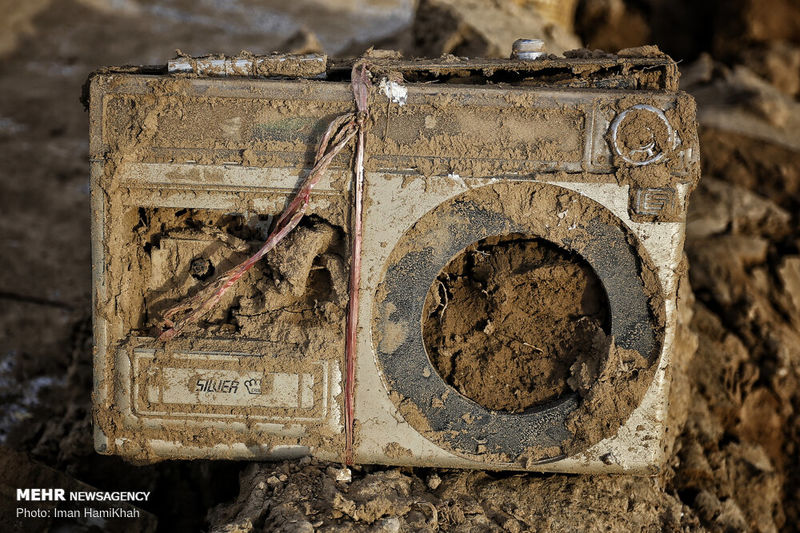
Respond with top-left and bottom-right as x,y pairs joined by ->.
1,0 -> 799,531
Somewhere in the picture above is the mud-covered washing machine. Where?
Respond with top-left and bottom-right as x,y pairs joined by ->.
89,52 -> 699,472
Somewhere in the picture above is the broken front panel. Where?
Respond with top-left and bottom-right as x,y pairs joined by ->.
90,75 -> 354,461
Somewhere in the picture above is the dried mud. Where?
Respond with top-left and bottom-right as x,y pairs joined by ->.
132,208 -> 348,340
2,0 -> 800,532
422,234 -> 610,412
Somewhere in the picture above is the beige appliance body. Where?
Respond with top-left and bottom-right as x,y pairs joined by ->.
89,53 -> 699,472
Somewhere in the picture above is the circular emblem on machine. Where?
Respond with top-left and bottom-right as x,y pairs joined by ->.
610,104 -> 673,166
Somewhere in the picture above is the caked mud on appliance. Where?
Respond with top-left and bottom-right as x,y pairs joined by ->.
88,48 -> 700,472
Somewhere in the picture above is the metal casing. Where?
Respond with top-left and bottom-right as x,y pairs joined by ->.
89,53 -> 699,471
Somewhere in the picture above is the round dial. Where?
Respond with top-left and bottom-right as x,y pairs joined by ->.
610,104 -> 673,166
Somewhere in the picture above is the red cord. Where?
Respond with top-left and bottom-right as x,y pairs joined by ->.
344,64 -> 370,466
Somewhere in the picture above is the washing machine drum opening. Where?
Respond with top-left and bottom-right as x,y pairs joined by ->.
421,233 -> 612,414
373,181 -> 666,462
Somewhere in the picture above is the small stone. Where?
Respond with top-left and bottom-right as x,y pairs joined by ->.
326,465 -> 352,481
374,517 -> 401,533
600,452 -> 616,465
335,468 -> 352,483
266,475 -> 282,486
278,474 -> 288,482
427,474 -> 441,490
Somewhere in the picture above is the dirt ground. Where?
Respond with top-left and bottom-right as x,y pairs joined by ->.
1,0 -> 799,531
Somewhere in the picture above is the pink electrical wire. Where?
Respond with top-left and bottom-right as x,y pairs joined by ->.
344,64 -> 370,465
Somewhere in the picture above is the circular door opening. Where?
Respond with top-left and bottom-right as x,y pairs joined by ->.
422,234 -> 611,413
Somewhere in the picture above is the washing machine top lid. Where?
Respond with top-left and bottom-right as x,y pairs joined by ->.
90,50 -> 679,95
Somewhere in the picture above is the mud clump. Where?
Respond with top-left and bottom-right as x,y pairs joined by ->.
134,208 -> 348,340
207,457 -> 695,532
422,235 -> 610,412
